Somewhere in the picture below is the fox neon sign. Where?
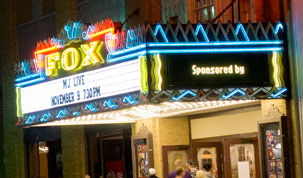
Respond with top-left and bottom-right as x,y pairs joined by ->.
44,40 -> 104,76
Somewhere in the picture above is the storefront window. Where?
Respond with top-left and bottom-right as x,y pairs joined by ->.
197,147 -> 217,173
27,140 -> 63,178
167,150 -> 188,173
195,0 -> 215,22
135,139 -> 149,178
229,144 -> 256,178
260,122 -> 284,178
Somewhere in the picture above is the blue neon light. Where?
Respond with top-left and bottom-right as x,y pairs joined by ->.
21,61 -> 30,76
56,109 -> 68,119
154,25 -> 169,42
15,73 -> 46,87
123,96 -> 137,105
195,24 -> 210,42
85,103 -> 98,112
235,23 -> 249,41
109,44 -> 146,56
270,88 -> 287,98
147,47 -> 283,54
107,51 -> 146,63
64,22 -> 80,40
103,100 -> 117,109
275,22 -> 284,34
72,112 -> 80,116
40,113 -> 50,122
147,41 -> 282,47
25,115 -> 35,125
172,90 -> 197,101
15,73 -> 41,82
222,89 -> 246,99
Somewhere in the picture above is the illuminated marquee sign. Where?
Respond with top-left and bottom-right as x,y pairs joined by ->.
20,59 -> 142,114
192,64 -> 245,75
161,52 -> 283,88
44,40 -> 104,76
14,21 -> 288,126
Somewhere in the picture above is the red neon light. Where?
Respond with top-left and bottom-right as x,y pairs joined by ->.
34,46 -> 60,58
88,28 -> 114,38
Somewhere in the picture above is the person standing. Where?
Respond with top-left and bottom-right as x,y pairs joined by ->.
148,168 -> 159,178
203,164 -> 216,178
186,160 -> 197,178
168,159 -> 192,178
175,167 -> 186,178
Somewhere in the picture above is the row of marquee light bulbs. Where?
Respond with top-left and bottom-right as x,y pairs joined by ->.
36,100 -> 257,126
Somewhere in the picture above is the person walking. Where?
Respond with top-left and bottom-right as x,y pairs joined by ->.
149,168 -> 159,178
203,164 -> 216,178
168,159 -> 192,178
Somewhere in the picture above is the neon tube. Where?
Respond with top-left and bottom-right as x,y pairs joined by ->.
88,28 -> 114,38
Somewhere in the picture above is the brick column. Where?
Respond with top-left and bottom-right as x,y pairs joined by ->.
55,2 -> 88,178
61,126 -> 87,178
0,0 -> 25,177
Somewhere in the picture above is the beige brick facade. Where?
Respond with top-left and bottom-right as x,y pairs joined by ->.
61,126 -> 87,178
135,117 -> 190,178
134,99 -> 300,178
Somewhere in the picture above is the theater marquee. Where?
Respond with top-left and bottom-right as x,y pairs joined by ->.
14,20 -> 288,126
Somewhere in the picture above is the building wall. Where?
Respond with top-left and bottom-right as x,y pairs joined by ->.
76,0 -> 125,24
125,0 -> 161,28
134,99 -> 298,178
135,116 -> 190,178
61,126 -> 87,178
191,108 -> 262,139
0,0 -> 26,177
18,14 -> 56,59
184,0 -> 286,23
162,0 -> 188,23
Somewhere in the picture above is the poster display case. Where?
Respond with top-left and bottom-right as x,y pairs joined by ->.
258,116 -> 289,178
132,125 -> 154,178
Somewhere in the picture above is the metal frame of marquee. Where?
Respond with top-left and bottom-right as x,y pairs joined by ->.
15,21 -> 288,126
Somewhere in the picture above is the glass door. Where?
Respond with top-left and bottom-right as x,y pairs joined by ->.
192,142 -> 223,178
224,138 -> 260,178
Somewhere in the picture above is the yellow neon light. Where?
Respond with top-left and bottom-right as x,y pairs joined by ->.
192,65 -> 245,75
156,54 -> 162,91
81,41 -> 104,66
45,52 -> 60,76
87,28 -> 114,38
34,46 -> 59,58
272,51 -> 283,87
61,47 -> 81,71
16,87 -> 22,117
140,56 -> 149,93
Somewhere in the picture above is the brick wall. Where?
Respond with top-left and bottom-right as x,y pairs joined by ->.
0,0 -> 25,177
61,126 -> 87,178
135,116 -> 190,178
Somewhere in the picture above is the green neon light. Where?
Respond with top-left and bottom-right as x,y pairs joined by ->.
140,56 -> 149,94
151,54 -> 162,91
272,51 -> 284,87
16,87 -> 22,117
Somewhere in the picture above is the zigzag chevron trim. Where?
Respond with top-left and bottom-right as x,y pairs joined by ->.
150,87 -> 287,102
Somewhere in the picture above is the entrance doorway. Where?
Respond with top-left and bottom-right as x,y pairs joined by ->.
192,142 -> 223,178
224,138 -> 260,178
86,124 -> 132,178
189,136 -> 260,178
